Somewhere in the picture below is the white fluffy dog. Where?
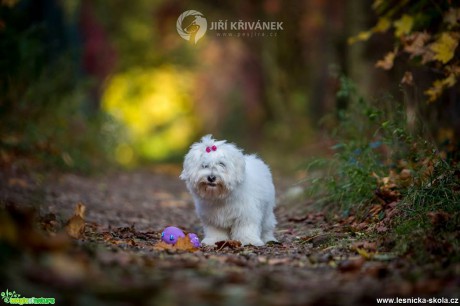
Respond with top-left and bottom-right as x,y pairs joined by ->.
180,135 -> 277,246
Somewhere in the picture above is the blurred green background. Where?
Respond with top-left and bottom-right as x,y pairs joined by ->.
1,0 -> 459,172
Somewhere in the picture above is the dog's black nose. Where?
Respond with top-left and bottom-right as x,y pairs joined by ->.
207,175 -> 216,183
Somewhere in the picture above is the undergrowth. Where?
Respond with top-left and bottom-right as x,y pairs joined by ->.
306,76 -> 460,263
0,7 -> 121,173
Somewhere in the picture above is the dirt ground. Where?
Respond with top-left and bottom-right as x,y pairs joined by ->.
0,165 -> 459,306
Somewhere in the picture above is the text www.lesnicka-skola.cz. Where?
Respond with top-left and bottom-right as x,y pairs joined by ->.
376,297 -> 459,304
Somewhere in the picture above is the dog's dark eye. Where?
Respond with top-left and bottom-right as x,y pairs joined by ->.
202,164 -> 209,169
218,162 -> 226,168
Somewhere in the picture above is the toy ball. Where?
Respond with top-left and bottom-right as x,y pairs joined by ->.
188,233 -> 201,247
161,226 -> 185,244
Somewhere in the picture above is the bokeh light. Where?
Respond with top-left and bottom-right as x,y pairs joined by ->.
102,65 -> 200,164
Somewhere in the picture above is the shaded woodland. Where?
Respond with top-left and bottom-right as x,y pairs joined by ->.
1,0 -> 459,305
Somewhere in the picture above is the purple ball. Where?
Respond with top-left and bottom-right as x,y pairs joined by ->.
161,226 -> 185,244
188,233 -> 201,247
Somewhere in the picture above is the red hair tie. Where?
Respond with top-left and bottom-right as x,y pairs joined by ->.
206,145 -> 217,153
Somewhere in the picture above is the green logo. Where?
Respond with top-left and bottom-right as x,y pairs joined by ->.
1,290 -> 55,305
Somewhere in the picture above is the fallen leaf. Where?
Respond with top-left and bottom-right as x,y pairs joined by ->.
356,247 -> 373,259
338,257 -> 365,273
65,202 -> 86,239
376,224 -> 388,233
427,211 -> 450,228
175,235 -> 199,251
153,240 -> 175,250
8,178 -> 28,188
215,240 -> 242,251
364,264 -> 388,279
399,169 -> 411,180
154,236 -> 199,252
267,258 -> 291,265
352,241 -> 377,252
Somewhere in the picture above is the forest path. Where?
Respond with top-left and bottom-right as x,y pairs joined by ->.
0,166 -> 456,305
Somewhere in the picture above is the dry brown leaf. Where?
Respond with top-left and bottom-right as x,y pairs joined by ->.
215,240 -> 242,251
154,236 -> 199,252
402,32 -> 431,58
8,178 -> 28,188
401,71 -> 414,86
375,50 -> 397,70
427,211 -> 450,228
352,241 -> 377,252
65,202 -> 86,239
338,257 -> 365,273
376,224 -> 388,233
267,257 -> 291,265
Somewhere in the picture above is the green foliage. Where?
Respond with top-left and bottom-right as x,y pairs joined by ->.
0,6 -> 120,172
307,76 -> 460,263
1,56 -> 121,172
307,76 -> 411,214
394,159 -> 460,262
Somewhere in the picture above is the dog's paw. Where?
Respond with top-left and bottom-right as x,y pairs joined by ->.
239,238 -> 264,247
262,235 -> 278,243
201,237 -> 220,246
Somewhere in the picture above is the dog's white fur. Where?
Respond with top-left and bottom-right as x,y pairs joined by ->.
180,135 -> 277,246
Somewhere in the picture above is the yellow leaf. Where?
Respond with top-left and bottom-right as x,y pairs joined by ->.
394,14 -> 413,37
153,236 -> 199,252
443,8 -> 460,28
356,248 -> 372,259
375,49 -> 397,70
348,30 -> 372,45
443,73 -> 457,87
424,74 -> 457,103
430,32 -> 459,64
373,17 -> 391,33
424,81 -> 444,103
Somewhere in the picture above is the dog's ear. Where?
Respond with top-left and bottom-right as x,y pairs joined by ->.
223,143 -> 246,185
180,144 -> 201,181
233,152 -> 246,184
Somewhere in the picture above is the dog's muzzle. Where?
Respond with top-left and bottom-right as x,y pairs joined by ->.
207,175 -> 217,186
196,176 -> 228,199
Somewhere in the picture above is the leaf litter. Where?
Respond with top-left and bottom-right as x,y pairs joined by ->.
0,169 -> 459,305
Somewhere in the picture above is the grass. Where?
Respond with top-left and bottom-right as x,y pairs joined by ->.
305,76 -> 460,263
